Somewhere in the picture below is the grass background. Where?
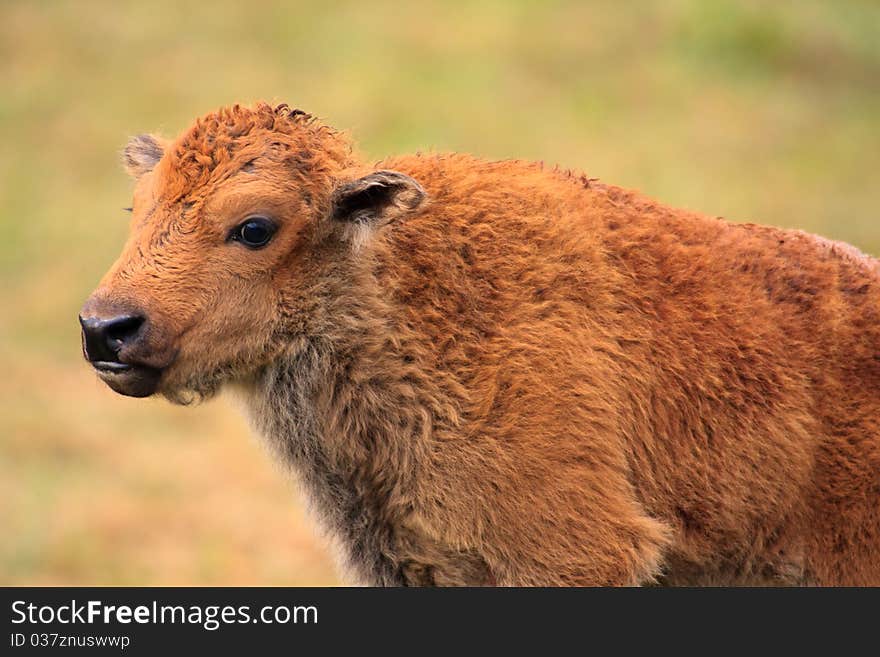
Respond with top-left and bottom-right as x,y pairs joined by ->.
1,0 -> 878,584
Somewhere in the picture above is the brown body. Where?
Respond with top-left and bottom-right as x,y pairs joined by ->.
81,104 -> 880,585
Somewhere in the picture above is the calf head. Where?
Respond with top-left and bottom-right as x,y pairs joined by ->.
81,103 -> 425,402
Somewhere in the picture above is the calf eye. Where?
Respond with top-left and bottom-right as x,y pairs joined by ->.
230,216 -> 276,249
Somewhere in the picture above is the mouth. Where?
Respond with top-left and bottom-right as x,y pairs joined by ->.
91,361 -> 163,397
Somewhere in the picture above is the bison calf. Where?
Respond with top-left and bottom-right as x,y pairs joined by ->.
81,103 -> 880,586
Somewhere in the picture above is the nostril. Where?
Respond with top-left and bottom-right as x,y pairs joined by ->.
80,313 -> 146,364
105,315 -> 145,349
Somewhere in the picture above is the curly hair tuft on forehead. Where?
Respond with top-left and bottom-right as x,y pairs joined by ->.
158,102 -> 354,203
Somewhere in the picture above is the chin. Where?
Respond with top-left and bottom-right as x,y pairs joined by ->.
161,350 -> 284,405
157,369 -> 229,406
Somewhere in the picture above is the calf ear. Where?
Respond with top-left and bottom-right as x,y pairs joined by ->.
123,134 -> 165,178
331,171 -> 426,225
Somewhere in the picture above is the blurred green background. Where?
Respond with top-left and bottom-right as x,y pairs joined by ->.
1,0 -> 878,584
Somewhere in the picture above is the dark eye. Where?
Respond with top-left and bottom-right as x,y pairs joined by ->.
230,217 -> 276,249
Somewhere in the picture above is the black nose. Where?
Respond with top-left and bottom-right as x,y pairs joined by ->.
79,314 -> 145,363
